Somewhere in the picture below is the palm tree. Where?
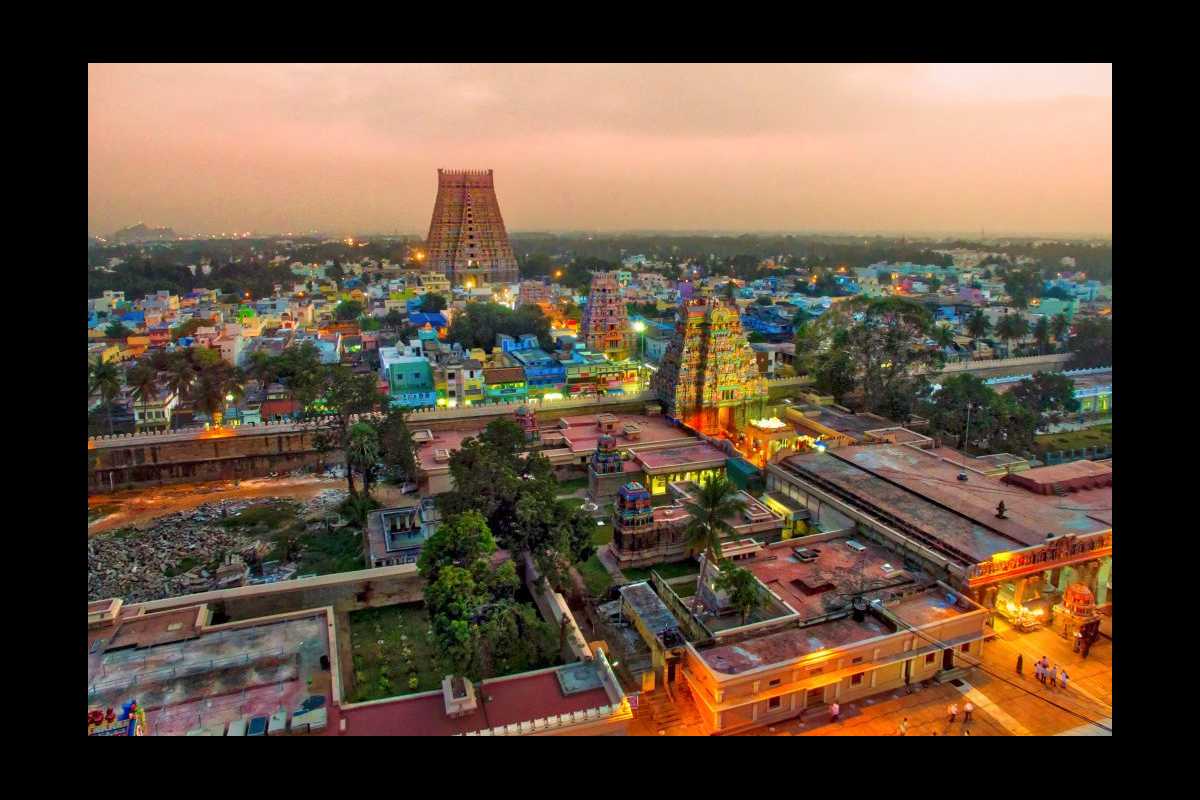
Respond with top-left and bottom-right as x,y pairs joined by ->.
126,363 -> 161,430
1050,314 -> 1070,348
246,350 -> 278,391
1033,316 -> 1051,354
932,324 -> 955,351
682,476 -> 747,605
995,314 -> 1028,357
88,357 -> 122,435
712,564 -> 764,625
966,309 -> 990,340
163,351 -> 197,404
346,421 -> 380,498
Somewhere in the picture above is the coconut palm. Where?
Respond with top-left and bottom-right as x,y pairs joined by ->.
346,421 -> 381,498
246,350 -> 278,391
1050,313 -> 1070,347
682,475 -> 747,605
932,324 -> 955,351
88,357 -> 122,435
995,313 -> 1028,357
126,363 -> 161,430
163,351 -> 197,404
1033,316 -> 1051,354
966,309 -> 991,340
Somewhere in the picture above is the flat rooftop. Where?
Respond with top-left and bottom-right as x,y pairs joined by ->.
1011,460 -> 1111,485
792,407 -> 901,440
780,446 -> 1112,564
698,616 -> 892,675
337,665 -> 613,736
743,537 -> 918,620
88,608 -> 334,737
636,443 -> 728,472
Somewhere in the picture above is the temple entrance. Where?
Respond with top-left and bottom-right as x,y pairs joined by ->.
942,648 -> 954,671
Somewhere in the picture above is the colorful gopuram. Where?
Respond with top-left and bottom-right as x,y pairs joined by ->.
588,433 -> 628,498
424,169 -> 520,287
611,481 -> 658,557
651,297 -> 767,434
514,405 -> 540,445
580,271 -> 635,360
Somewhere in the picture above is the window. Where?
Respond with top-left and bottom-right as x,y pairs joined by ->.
768,696 -> 782,711
850,673 -> 864,686
925,653 -> 936,665
768,678 -> 782,687
961,643 -> 971,653
851,656 -> 862,664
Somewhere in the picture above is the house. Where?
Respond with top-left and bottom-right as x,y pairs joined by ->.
131,386 -> 179,431
379,348 -> 436,409
364,500 -> 441,567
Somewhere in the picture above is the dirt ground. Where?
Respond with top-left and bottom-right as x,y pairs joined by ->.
88,476 -> 412,537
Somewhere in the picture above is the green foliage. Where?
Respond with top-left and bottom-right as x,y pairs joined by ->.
218,501 -> 299,530
383,309 -> 407,331
376,408 -> 419,484
359,316 -> 382,332
519,252 -> 553,279
419,293 -> 447,313
447,302 -> 552,351
1009,372 -> 1081,421
965,310 -> 991,339
712,563 -> 765,625
105,321 -> 133,339
335,299 -> 365,321
1069,317 -> 1112,369
1004,269 -> 1042,308
339,494 -> 381,528
994,313 -> 1029,352
171,318 -> 205,341
417,510 -> 498,584
922,373 -> 1038,454
577,554 -> 613,597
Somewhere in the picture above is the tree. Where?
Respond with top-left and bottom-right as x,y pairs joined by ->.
312,365 -> 383,496
1050,314 -> 1071,346
125,363 -> 161,429
335,299 -> 364,321
712,564 -> 764,625
478,417 -> 527,460
377,408 -> 418,484
170,318 -> 205,341
754,295 -> 773,306
246,349 -> 279,390
1069,317 -> 1112,369
383,309 -> 407,332
417,510 -> 498,585
682,476 -> 747,603
1032,316 -> 1051,354
88,357 -> 122,435
105,321 -> 133,339
922,373 -> 1038,454
1004,269 -> 1040,308
448,302 -> 552,350
1009,372 -> 1080,426
995,314 -> 1029,355
419,293 -> 447,313
966,309 -> 991,340
346,421 -> 381,498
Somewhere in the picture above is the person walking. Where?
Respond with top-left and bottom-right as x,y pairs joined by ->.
1016,653 -> 1023,675
963,701 -> 974,724
1034,658 -> 1044,684
1060,669 -> 1070,691
830,702 -> 840,723
948,703 -> 958,724
1049,665 -> 1059,689
897,717 -> 908,736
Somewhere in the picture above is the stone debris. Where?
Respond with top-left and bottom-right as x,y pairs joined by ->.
87,492 -> 344,604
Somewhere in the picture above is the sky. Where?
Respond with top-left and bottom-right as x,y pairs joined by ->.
88,63 -> 1112,238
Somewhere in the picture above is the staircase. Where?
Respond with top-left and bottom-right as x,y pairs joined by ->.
633,688 -> 684,730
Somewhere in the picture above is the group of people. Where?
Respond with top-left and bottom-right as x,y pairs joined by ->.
1033,656 -> 1069,690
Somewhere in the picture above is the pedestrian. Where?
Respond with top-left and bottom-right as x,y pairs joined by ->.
1034,659 -> 1044,684
1016,653 -> 1023,675
1050,665 -> 1059,689
948,703 -> 958,724
963,701 -> 974,723
1081,639 -> 1091,660
830,702 -> 840,723
897,717 -> 908,736
1060,669 -> 1069,691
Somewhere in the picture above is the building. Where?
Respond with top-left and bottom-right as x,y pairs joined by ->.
131,386 -> 179,431
765,443 -> 1112,628
365,500 -> 441,567
483,366 -> 527,404
608,480 -> 783,568
379,348 -> 436,409
505,348 -> 567,399
580,271 -> 634,360
424,169 -> 519,287
652,297 -> 767,434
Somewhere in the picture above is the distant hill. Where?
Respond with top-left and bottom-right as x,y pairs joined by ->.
110,223 -> 178,244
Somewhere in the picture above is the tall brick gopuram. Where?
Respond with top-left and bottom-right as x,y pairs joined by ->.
425,169 -> 519,287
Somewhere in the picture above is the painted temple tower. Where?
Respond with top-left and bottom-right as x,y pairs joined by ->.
425,169 -> 520,287
514,405 -> 540,444
612,481 -> 655,556
580,271 -> 635,360
651,297 -> 767,434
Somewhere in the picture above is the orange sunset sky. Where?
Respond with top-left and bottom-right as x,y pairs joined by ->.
88,63 -> 1112,238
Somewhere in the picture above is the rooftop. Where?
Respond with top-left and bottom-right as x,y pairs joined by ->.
337,665 -> 613,736
636,443 -> 728,472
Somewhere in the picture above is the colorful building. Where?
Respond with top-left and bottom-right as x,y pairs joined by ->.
652,297 -> 767,434
379,348 -> 436,409
580,271 -> 635,360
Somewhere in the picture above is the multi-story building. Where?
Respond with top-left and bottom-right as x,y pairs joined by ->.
379,348 -> 436,409
424,169 -> 520,287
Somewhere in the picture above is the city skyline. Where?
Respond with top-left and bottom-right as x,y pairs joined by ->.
89,63 -> 1112,238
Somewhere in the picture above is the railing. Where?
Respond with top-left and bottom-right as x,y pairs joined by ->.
965,531 -> 1112,586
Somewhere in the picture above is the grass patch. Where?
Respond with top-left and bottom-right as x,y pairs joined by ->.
348,605 -> 443,703
622,559 -> 699,584
591,525 -> 613,546
1035,424 -> 1112,456
219,502 -> 300,531
295,528 -> 365,576
577,554 -> 613,597
555,477 -> 589,496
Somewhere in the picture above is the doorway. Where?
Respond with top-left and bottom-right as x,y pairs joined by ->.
942,648 -> 954,671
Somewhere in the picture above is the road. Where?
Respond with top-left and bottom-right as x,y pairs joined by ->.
88,475 -> 412,536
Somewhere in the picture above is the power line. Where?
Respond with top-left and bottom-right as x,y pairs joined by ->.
874,598 -> 1112,732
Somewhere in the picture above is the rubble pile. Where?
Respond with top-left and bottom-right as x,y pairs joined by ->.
87,496 -> 338,604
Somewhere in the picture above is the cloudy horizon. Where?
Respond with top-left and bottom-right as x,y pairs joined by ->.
88,63 -> 1113,239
